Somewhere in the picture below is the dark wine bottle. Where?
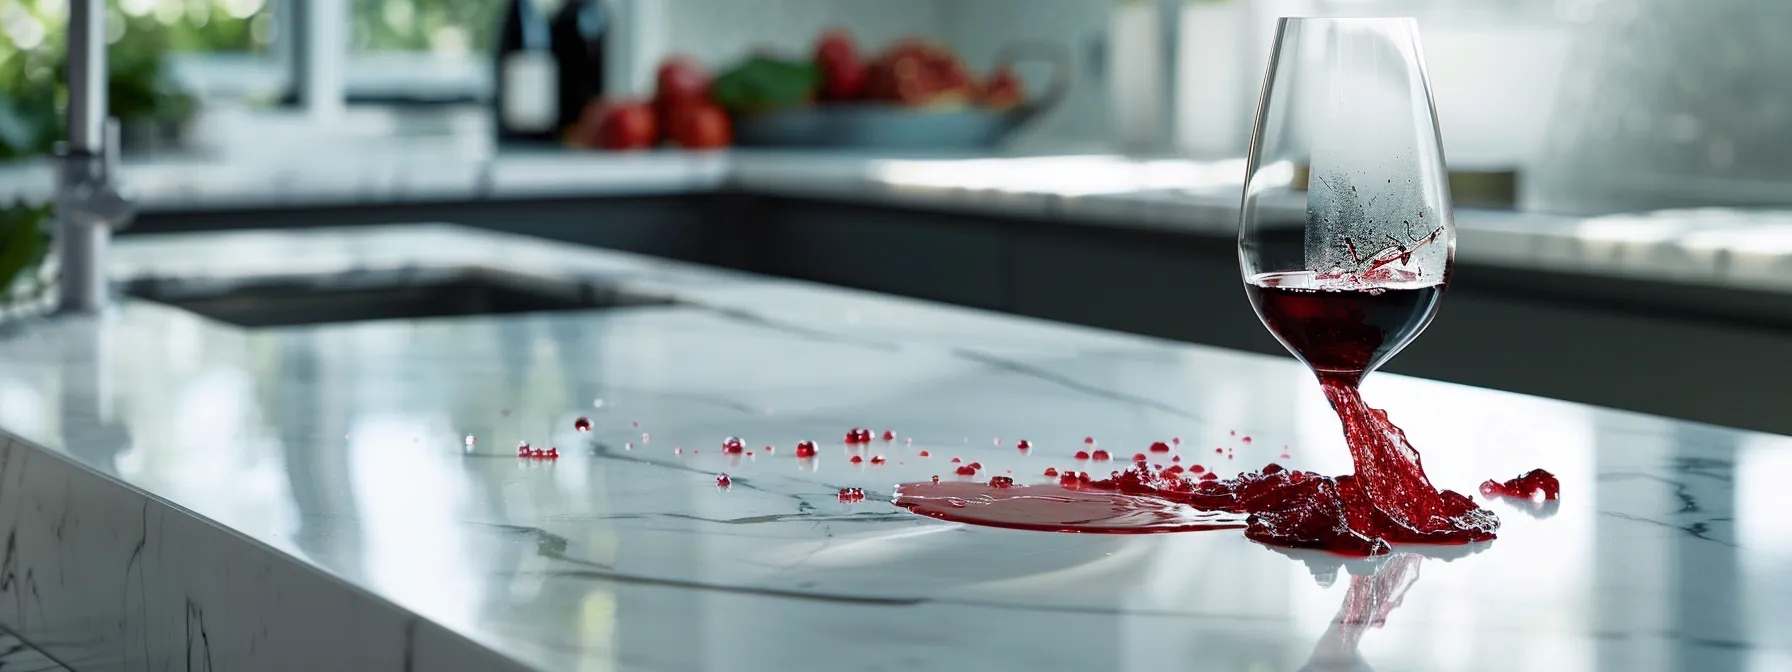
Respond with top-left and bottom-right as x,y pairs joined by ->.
551,0 -> 609,132
493,0 -> 559,145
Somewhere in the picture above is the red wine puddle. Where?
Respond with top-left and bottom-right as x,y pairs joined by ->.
895,480 -> 1247,534
895,383 -> 1543,557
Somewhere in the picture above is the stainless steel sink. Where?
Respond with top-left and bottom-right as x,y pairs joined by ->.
123,266 -> 675,328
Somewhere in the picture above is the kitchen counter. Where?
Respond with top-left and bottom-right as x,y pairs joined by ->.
0,224 -> 1785,671
3,150 -> 1791,299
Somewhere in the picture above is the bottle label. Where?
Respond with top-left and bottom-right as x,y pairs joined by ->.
502,52 -> 559,132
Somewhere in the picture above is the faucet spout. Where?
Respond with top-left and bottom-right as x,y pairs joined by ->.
55,0 -> 135,315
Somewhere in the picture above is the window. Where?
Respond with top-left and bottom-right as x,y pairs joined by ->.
0,0 -> 279,158
351,0 -> 502,54
345,0 -> 502,103
119,0 -> 278,53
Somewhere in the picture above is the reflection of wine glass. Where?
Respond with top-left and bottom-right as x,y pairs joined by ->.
1297,552 -> 1424,672
1239,18 -> 1454,388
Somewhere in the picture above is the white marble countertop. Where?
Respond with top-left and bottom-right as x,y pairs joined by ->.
4,150 -> 1792,298
0,224 -> 1785,671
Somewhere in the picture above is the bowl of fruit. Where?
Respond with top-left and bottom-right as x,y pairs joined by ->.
564,30 -> 1067,153
719,31 -> 1069,150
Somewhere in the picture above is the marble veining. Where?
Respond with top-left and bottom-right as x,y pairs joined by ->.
0,631 -> 70,671
0,225 -> 1786,670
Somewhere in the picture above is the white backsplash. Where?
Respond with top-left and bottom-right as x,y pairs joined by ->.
938,0 -> 1116,151
1530,0 -> 1792,213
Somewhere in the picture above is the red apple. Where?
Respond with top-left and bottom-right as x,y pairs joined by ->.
655,56 -> 711,109
598,102 -> 659,150
668,103 -> 731,150
815,29 -> 867,101
981,66 -> 1025,109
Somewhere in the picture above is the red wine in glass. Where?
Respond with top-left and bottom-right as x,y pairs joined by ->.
1244,266 -> 1445,385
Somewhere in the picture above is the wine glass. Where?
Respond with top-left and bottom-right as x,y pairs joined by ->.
1238,17 -> 1455,389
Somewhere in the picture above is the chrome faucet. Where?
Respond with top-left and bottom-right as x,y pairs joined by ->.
54,0 -> 135,314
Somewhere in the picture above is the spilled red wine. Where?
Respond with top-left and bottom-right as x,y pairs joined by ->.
1244,270 -> 1443,384
893,265 -> 1541,555
1480,469 -> 1560,501
896,479 -> 1246,535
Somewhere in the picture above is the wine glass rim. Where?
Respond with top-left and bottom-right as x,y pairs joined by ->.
1276,16 -> 1419,26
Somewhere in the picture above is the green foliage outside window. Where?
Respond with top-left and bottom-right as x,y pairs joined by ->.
352,0 -> 505,54
0,0 -> 272,159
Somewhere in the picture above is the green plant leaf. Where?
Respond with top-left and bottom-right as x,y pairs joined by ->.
712,57 -> 820,117
0,203 -> 51,301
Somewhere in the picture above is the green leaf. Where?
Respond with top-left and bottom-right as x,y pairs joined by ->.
712,57 -> 820,117
0,203 -> 51,301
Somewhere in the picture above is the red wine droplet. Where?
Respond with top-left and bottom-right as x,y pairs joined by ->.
931,475 -> 941,484
955,465 -> 977,476
1091,450 -> 1111,461
715,473 -> 731,487
1043,467 -> 1058,477
838,487 -> 866,502
1132,453 -> 1148,463
918,450 -> 931,457
674,448 -> 683,455
870,455 -> 887,465
1172,455 -> 1182,463
516,443 -> 530,457
989,476 -> 1015,488
1242,436 -> 1253,444
883,430 -> 896,440
968,462 -> 982,471
1084,436 -> 1096,445
1172,437 -> 1181,446
1215,448 -> 1224,454
722,437 -> 745,454
795,441 -> 818,458
1016,439 -> 1032,450
1479,469 -> 1561,501
1149,441 -> 1171,452
850,455 -> 864,464
574,417 -> 592,432
545,447 -> 559,459
950,457 -> 962,463
845,428 -> 873,444
764,445 -> 775,454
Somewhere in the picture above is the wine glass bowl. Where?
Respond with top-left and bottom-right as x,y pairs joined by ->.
1239,17 -> 1455,386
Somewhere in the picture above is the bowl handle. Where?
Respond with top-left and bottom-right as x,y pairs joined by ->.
993,41 -> 1072,130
